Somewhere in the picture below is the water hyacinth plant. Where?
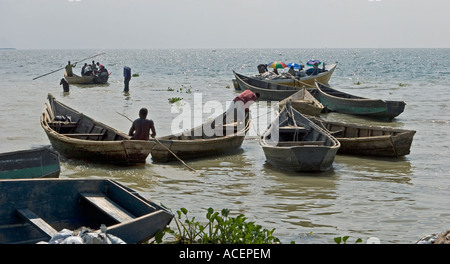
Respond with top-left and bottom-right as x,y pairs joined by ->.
154,207 -> 281,244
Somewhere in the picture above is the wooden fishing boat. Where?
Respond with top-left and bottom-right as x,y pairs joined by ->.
151,111 -> 251,162
260,102 -> 340,172
233,71 -> 305,101
313,81 -> 406,121
40,94 -> 155,164
0,146 -> 60,179
308,116 -> 416,157
278,88 -> 324,116
233,63 -> 337,90
0,178 -> 173,244
64,72 -> 109,84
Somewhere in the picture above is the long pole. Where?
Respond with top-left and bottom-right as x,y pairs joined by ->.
32,52 -> 106,80
115,111 -> 197,172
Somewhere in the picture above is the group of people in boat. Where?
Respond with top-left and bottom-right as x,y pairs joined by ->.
64,60 -> 108,77
257,61 -> 328,79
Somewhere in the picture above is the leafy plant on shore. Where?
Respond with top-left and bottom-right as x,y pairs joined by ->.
154,207 -> 280,244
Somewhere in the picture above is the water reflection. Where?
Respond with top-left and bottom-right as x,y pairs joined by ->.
335,155 -> 412,184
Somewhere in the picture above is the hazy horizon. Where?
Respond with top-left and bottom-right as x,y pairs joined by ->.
1,0 -> 449,49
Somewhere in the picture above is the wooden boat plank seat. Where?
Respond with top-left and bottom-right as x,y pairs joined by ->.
279,126 -> 308,133
63,133 -> 105,137
80,192 -> 135,223
276,141 -> 326,146
48,121 -> 79,128
16,208 -> 58,238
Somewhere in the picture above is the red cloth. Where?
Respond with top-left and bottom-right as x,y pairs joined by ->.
232,90 -> 257,112
233,90 -> 257,104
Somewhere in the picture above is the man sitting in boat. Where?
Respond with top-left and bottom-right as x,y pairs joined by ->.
65,61 -> 77,77
288,66 -> 296,76
128,108 -> 156,140
257,64 -> 268,75
83,64 -> 93,76
97,65 -> 108,76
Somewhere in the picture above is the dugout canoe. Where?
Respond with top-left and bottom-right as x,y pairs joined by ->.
313,81 -> 406,121
64,72 -> 109,85
278,88 -> 324,116
308,116 -> 416,157
233,71 -> 305,101
233,63 -> 337,90
0,146 -> 60,179
150,111 -> 251,162
0,178 -> 173,244
260,102 -> 340,172
40,94 -> 155,164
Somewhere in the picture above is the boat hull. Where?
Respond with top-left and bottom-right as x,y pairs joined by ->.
262,144 -> 338,171
234,71 -> 303,101
279,89 -> 324,116
234,63 -> 337,90
41,94 -> 155,165
0,178 -> 173,244
260,103 -> 340,172
64,72 -> 109,84
310,117 -> 415,157
314,81 -> 406,120
0,147 -> 60,179
151,114 -> 250,162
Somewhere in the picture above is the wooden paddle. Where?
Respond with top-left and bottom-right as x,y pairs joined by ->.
286,74 -> 316,88
115,111 -> 197,172
32,53 -> 106,80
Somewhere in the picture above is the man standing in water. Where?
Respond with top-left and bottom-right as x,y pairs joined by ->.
65,61 -> 76,77
128,108 -> 156,140
123,66 -> 131,92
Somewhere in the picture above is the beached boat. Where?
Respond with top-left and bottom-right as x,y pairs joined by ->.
313,81 -> 406,121
0,146 -> 60,179
233,63 -> 337,90
278,88 -> 324,116
308,116 -> 416,157
150,111 -> 251,162
40,94 -> 155,164
0,178 -> 173,244
233,71 -> 305,101
260,102 -> 340,171
64,72 -> 109,85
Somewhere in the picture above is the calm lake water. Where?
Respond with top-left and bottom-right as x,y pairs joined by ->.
0,48 -> 449,244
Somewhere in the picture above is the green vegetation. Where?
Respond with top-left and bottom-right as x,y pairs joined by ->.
132,73 -> 139,77
167,85 -> 192,94
333,236 -> 363,244
155,207 -> 280,244
168,97 -> 183,104
153,207 -> 364,244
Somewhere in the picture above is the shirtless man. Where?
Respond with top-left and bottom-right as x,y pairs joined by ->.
128,108 -> 156,140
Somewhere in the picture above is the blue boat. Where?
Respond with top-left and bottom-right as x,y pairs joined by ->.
0,178 -> 173,244
0,146 -> 60,179
313,81 -> 406,121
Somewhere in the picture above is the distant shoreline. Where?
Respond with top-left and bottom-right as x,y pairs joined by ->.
0,48 -> 16,50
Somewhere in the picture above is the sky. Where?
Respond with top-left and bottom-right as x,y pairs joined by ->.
0,0 -> 449,49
